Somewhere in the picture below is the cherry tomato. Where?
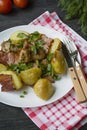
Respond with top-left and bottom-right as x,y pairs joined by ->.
0,0 -> 12,14
13,0 -> 29,8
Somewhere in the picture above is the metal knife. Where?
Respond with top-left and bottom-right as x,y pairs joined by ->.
62,44 -> 86,102
65,40 -> 87,100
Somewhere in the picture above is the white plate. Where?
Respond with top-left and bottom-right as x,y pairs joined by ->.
0,25 -> 76,107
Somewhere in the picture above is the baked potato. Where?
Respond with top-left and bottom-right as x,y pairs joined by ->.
10,30 -> 29,44
51,50 -> 66,74
0,64 -> 7,72
34,78 -> 55,100
50,38 -> 62,53
0,70 -> 23,90
20,67 -> 42,85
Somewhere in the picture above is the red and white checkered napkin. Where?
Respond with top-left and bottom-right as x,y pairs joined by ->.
23,11 -> 87,130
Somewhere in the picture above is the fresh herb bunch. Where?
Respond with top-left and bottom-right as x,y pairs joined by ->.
58,0 -> 87,36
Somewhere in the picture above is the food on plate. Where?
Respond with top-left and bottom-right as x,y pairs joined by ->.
0,71 -> 23,90
51,50 -> 66,74
0,0 -> 12,14
34,78 -> 55,100
50,38 -> 62,53
0,64 -> 7,72
20,68 -> 42,85
10,30 -> 29,44
0,30 -> 67,100
0,74 -> 15,91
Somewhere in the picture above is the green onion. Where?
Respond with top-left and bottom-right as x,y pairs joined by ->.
23,91 -> 27,95
17,33 -> 29,39
28,31 -> 40,42
31,45 -> 37,54
20,95 -> 24,98
8,63 -> 32,73
35,60 -> 39,65
53,74 -> 61,80
31,31 -> 40,41
16,41 -> 24,48
47,53 -> 53,61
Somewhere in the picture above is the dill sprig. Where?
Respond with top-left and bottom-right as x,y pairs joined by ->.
58,0 -> 87,36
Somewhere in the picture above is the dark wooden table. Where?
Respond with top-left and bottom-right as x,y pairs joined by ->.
0,0 -> 87,130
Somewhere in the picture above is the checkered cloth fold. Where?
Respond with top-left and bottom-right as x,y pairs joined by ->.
23,11 -> 87,130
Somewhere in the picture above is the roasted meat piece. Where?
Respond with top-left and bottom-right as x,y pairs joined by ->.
41,34 -> 53,45
0,51 -> 15,65
41,34 -> 53,53
0,74 -> 15,91
0,51 -> 9,65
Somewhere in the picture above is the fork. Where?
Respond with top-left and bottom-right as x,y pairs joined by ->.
62,36 -> 87,102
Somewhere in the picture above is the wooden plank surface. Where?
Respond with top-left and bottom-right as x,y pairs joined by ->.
0,0 -> 87,130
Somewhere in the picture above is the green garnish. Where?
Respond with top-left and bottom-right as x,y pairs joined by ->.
16,41 -> 24,48
35,39 -> 44,48
31,45 -> 37,54
47,63 -> 54,77
35,60 -> 39,65
28,31 -> 40,42
8,63 -> 33,73
53,74 -> 61,80
23,91 -> 27,95
20,95 -> 24,98
17,33 -> 29,39
47,53 -> 53,61
20,91 -> 28,98
30,41 -> 44,54
31,31 -> 40,41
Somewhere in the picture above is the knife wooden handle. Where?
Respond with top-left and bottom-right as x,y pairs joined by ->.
75,64 -> 87,99
69,67 -> 86,103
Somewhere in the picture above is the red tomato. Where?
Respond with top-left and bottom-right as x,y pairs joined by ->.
0,0 -> 12,14
13,0 -> 29,8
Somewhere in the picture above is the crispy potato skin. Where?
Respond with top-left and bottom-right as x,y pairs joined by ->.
20,67 -> 42,85
51,50 -> 67,74
0,64 -> 7,72
34,78 -> 55,100
50,38 -> 62,53
0,70 -> 23,90
10,30 -> 29,44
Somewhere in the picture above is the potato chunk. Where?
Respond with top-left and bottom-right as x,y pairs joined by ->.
0,64 -> 7,72
20,68 -> 42,85
51,50 -> 66,74
50,38 -> 62,53
10,30 -> 29,44
34,78 -> 55,100
0,71 -> 23,90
